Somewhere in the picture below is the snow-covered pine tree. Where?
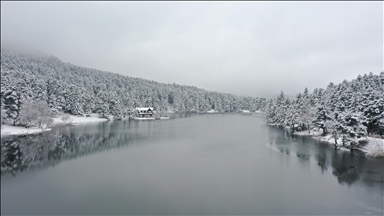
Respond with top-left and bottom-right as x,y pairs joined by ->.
336,111 -> 367,148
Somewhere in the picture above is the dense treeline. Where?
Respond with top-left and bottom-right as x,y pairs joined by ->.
1,50 -> 267,125
266,72 -> 384,148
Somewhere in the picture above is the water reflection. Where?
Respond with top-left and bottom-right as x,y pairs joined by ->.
1,115 -> 383,215
331,152 -> 360,185
1,121 -> 155,177
296,153 -> 310,163
267,126 -> 384,188
2,119 -> 383,194
316,153 -> 329,173
1,114 -> 195,177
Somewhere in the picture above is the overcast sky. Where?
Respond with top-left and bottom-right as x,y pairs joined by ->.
1,1 -> 383,98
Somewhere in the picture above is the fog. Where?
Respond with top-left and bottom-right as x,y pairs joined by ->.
1,2 -> 382,98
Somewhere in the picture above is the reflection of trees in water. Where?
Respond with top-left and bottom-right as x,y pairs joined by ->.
277,129 -> 294,145
296,153 -> 310,163
1,129 -> 148,177
1,132 -> 56,176
269,126 -> 292,144
268,127 -> 293,155
1,140 -> 25,176
331,153 -> 360,185
316,154 -> 328,173
268,125 -> 384,188
282,149 -> 290,155
330,151 -> 384,187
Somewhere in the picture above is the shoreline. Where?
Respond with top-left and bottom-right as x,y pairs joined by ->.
269,124 -> 384,158
3,115 -> 383,158
1,113 -> 108,137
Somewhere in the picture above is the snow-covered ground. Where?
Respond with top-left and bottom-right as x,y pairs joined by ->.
362,137 -> 384,158
52,113 -> 108,126
292,128 -> 384,158
1,125 -> 52,136
206,109 -> 219,113
1,113 -> 108,136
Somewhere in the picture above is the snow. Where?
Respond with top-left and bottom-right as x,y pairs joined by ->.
206,109 -> 218,113
254,110 -> 264,113
1,125 -> 52,136
135,107 -> 154,111
362,137 -> 384,158
294,128 -> 323,136
1,113 -> 108,136
52,113 -> 108,125
131,117 -> 155,120
131,116 -> 170,120
293,128 -> 384,158
294,129 -> 345,148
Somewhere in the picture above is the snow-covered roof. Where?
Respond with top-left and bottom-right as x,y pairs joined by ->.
135,107 -> 153,111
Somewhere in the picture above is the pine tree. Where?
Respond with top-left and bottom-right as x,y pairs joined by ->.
360,88 -> 384,134
313,105 -> 333,135
336,111 -> 367,148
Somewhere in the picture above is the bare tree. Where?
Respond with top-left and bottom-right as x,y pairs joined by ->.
18,100 -> 37,127
18,100 -> 53,129
35,101 -> 53,129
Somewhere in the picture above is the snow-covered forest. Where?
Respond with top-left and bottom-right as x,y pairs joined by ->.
266,72 -> 384,149
1,50 -> 267,125
1,48 -> 383,152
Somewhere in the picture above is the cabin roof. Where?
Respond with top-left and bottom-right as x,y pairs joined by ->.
135,107 -> 153,111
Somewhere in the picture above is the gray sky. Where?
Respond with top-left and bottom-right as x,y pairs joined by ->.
1,1 -> 383,98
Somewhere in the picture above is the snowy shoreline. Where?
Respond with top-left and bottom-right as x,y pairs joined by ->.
272,125 -> 384,158
1,113 -> 108,137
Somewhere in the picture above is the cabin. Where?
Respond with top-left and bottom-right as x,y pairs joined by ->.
135,107 -> 154,117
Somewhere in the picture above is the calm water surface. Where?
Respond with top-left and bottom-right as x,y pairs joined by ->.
1,114 -> 383,215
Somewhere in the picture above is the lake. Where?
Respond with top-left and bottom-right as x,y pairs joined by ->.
1,113 -> 383,215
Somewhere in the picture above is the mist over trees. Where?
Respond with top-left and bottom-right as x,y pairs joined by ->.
266,72 -> 384,148
1,50 -> 267,125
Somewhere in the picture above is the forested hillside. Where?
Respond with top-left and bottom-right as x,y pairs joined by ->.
1,50 -> 267,124
266,72 -> 384,148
